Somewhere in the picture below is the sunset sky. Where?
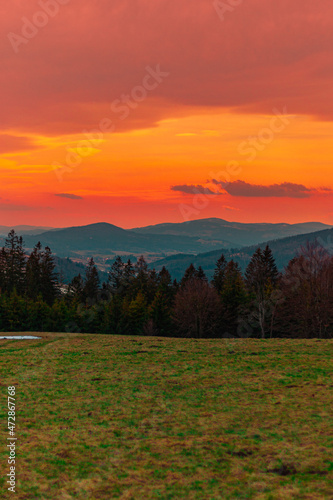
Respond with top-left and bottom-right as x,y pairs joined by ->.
1,0 -> 333,228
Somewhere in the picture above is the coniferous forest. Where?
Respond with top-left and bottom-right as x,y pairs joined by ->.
0,230 -> 332,339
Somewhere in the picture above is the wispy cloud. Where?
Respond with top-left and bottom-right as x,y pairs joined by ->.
2,0 -> 333,137
212,180 -> 313,198
0,134 -> 38,154
171,184 -> 222,195
172,180 -> 332,199
0,203 -> 33,211
55,193 -> 83,200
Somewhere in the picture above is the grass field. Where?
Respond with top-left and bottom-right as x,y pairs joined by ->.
0,334 -> 332,499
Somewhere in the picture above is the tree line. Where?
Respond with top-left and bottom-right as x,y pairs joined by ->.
0,230 -> 332,338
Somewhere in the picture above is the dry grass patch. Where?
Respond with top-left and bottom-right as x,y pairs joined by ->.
0,334 -> 332,499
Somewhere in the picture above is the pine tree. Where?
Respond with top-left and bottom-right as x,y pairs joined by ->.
127,256 -> 153,301
148,290 -> 173,336
0,248 -> 7,293
101,294 -> 124,334
0,293 -> 6,331
6,290 -> 28,332
157,267 -> 175,303
40,246 -> 58,305
121,259 -> 136,297
107,256 -> 124,293
212,254 -> 227,293
245,245 -> 279,295
50,299 -> 74,332
220,260 -> 248,337
27,294 -> 51,332
68,274 -> 84,304
146,269 -> 159,303
26,243 -> 58,305
134,255 -> 149,292
158,266 -> 172,288
245,245 -> 280,338
26,243 -> 42,301
4,230 -> 26,294
262,245 -> 279,286
128,291 -> 148,335
180,264 -> 197,288
196,266 -> 207,281
83,258 -> 100,304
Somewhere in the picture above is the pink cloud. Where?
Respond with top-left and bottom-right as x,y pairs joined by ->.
1,0 -> 333,137
0,134 -> 38,153
213,181 -> 313,198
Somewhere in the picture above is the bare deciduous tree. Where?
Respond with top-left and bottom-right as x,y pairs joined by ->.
173,278 -> 221,338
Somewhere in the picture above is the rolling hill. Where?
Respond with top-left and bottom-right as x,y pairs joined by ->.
20,222 -> 229,257
150,227 -> 333,280
0,225 -> 54,236
53,256 -> 108,284
1,220 -> 332,277
132,218 -> 332,248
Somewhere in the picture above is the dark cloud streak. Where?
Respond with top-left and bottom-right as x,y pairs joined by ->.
173,181 -> 331,198
55,193 -> 83,200
212,180 -> 312,198
171,184 -> 222,196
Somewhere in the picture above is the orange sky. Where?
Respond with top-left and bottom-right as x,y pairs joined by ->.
1,0 -> 333,228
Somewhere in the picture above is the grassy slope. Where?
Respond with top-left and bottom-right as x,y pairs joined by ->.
0,334 -> 332,499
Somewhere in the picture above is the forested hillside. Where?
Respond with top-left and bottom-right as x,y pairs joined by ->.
0,230 -> 332,339
152,227 -> 333,279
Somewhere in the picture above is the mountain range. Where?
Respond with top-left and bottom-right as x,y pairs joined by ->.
0,219 -> 330,258
0,225 -> 54,236
0,219 -> 332,282
19,222 -> 228,257
150,227 -> 333,280
132,218 -> 331,248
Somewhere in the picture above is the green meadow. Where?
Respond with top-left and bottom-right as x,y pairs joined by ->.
0,334 -> 332,499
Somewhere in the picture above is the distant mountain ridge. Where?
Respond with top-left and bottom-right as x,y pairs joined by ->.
20,222 -> 229,257
132,218 -> 332,248
0,218 -> 331,263
0,225 -> 54,236
53,256 -> 108,284
0,219 -> 332,283
150,227 -> 333,280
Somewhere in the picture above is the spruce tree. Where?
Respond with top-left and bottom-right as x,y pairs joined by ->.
83,258 -> 100,303
158,266 -> 172,288
196,266 -> 207,281
262,245 -> 279,286
4,230 -> 26,294
128,291 -> 148,335
128,256 -> 152,301
220,260 -> 248,337
122,259 -> 136,297
148,290 -> 173,336
245,245 -> 279,295
0,248 -> 7,293
26,243 -> 58,305
40,246 -> 58,305
108,256 -> 124,293
26,243 -> 42,301
212,254 -> 227,293
157,266 -> 175,303
180,264 -> 197,288
68,274 -> 84,304
245,245 -> 280,338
